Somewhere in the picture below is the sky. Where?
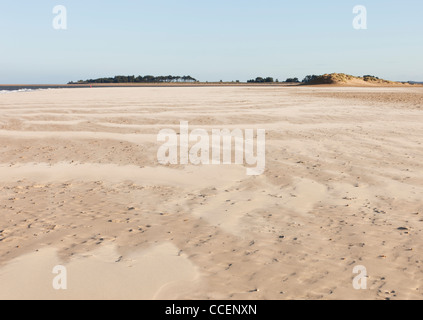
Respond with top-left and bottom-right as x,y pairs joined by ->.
0,0 -> 422,84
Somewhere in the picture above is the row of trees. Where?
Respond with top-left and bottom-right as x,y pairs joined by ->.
247,75 -> 386,84
72,74 -> 380,84
285,78 -> 300,83
247,77 -> 275,83
247,77 -> 301,83
302,75 -> 320,84
69,75 -> 198,84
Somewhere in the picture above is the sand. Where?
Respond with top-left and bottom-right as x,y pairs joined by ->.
0,86 -> 422,300
0,242 -> 199,300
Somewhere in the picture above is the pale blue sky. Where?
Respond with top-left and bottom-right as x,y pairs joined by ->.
0,0 -> 422,83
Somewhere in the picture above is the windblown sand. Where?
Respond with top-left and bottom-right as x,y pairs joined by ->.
0,86 -> 422,300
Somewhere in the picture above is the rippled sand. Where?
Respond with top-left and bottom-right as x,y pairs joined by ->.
0,86 -> 422,300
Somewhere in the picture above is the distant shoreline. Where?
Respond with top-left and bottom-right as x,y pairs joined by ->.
0,83 -> 298,91
1,82 -> 422,91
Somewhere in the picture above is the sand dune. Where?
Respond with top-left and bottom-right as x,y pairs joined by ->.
302,73 -> 418,87
0,86 -> 422,300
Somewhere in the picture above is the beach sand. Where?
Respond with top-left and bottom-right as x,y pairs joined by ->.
0,86 -> 422,300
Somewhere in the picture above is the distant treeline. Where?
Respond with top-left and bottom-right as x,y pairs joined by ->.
68,75 -> 198,84
247,77 -> 300,83
69,74 -> 412,85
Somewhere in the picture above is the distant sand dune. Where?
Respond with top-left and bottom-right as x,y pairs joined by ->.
302,73 -> 418,87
